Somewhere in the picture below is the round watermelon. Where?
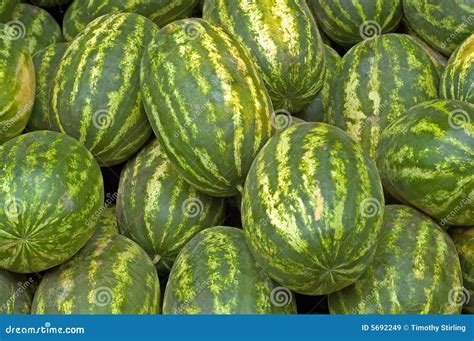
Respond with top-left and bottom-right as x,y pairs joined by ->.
377,100 -> 474,227
327,33 -> 439,158
329,205 -> 463,314
163,226 -> 297,314
242,123 -> 385,295
0,269 -> 34,314
32,234 -> 161,314
51,13 -> 158,166
141,18 -> 273,197
117,139 -> 226,274
0,131 -> 104,273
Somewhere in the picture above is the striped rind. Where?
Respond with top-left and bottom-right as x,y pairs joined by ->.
308,0 -> 403,46
163,226 -> 297,314
376,100 -> 474,226
328,205 -> 463,314
11,3 -> 63,55
93,206 -> 119,238
0,270 -> 34,314
62,1 -> 92,42
327,33 -> 439,159
28,42 -> 69,132
242,123 -> 385,295
441,34 -> 474,104
0,36 -> 35,145
140,18 -> 273,197
31,234 -> 161,314
450,226 -> 474,314
403,0 -> 474,56
0,131 -> 104,273
51,13 -> 158,166
0,0 -> 19,22
117,139 -> 226,274
203,0 -> 326,113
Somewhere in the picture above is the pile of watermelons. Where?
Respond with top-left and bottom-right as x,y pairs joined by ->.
0,0 -> 472,315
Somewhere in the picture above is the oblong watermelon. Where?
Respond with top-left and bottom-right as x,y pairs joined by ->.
242,123 -> 385,295
441,33 -> 474,104
62,1 -> 93,42
0,131 -> 104,273
329,205 -> 463,314
163,226 -> 297,314
0,36 -> 35,145
308,0 -> 403,46
117,139 -> 226,274
0,270 -> 34,314
51,13 -> 158,166
327,34 -> 439,158
377,100 -> 474,226
31,234 -> 161,314
141,18 -> 273,197
203,0 -> 326,113
403,0 -> 474,56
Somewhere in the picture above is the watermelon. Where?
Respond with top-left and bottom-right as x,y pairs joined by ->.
0,36 -> 35,145
441,33 -> 474,104
403,0 -> 474,56
50,13 -> 158,166
117,139 -> 226,274
376,100 -> 474,227
163,226 -> 297,314
11,4 -> 63,55
329,205 -> 463,314
450,226 -> 474,314
327,34 -> 439,158
28,42 -> 69,132
203,0 -> 325,113
30,0 -> 71,7
297,45 -> 341,122
0,0 -> 18,22
274,114 -> 306,134
140,18 -> 273,197
94,206 -> 119,238
308,0 -> 403,46
62,1 -> 93,42
0,269 -> 34,314
0,131 -> 104,273
242,123 -> 385,295
31,234 -> 161,314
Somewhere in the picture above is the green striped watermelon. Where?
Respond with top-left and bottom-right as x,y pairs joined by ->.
0,270 -> 34,314
0,131 -> 104,273
31,234 -> 161,314
51,13 -> 158,166
0,0 -> 19,22
94,206 -> 119,238
163,226 -> 297,314
441,34 -> 474,104
242,123 -> 385,295
403,0 -> 474,56
141,18 -> 273,197
308,0 -> 403,46
297,45 -> 341,122
377,100 -> 474,227
327,34 -> 439,158
28,42 -> 69,132
62,1 -> 93,42
117,139 -> 226,274
0,36 -> 35,145
329,205 -> 463,314
11,3 -> 63,55
203,0 -> 325,113
450,226 -> 474,314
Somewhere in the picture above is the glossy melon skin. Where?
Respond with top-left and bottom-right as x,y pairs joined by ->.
377,100 -> 474,227
242,123 -> 385,296
62,1 -> 93,42
329,205 -> 463,314
0,131 -> 104,273
141,18 -> 273,197
163,226 -> 297,314
0,270 -> 35,314
31,234 -> 161,314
